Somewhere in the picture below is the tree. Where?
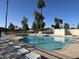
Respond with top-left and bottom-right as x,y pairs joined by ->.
54,18 -> 63,29
51,24 -> 55,28
14,25 -> 18,30
32,11 -> 45,31
15,25 -> 18,28
8,23 -> 15,31
77,23 -> 79,29
64,23 -> 70,29
42,22 -> 45,29
34,11 -> 44,20
37,0 -> 45,14
21,17 -> 29,32
32,0 -> 45,31
32,21 -> 36,30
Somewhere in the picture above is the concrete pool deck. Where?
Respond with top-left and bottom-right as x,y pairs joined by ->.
55,44 -> 79,58
54,35 -> 79,58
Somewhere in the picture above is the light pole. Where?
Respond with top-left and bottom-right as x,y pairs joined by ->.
5,0 -> 9,34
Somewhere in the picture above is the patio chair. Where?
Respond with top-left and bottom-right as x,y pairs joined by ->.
18,48 -> 29,54
4,48 -> 29,59
12,46 -> 21,49
25,52 -> 41,59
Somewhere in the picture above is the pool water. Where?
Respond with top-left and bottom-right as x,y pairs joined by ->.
22,35 -> 70,51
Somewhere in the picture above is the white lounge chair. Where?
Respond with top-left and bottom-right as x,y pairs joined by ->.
18,48 -> 29,54
8,42 -> 14,45
13,46 -> 21,49
5,48 -> 29,59
25,52 -> 41,59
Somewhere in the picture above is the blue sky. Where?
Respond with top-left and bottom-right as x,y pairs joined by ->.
0,0 -> 79,28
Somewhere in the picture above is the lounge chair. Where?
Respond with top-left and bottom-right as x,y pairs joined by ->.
4,48 -> 29,59
12,46 -> 21,49
18,48 -> 29,54
25,52 -> 41,59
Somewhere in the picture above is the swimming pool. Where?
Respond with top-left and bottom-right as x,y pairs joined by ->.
22,34 -> 70,51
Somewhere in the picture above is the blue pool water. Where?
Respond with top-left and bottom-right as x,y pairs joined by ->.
22,35 -> 70,51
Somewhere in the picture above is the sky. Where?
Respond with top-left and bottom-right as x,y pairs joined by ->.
0,0 -> 79,28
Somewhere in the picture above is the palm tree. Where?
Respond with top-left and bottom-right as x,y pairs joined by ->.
64,23 -> 70,29
5,0 -> 9,34
32,21 -> 36,30
54,18 -> 63,29
77,23 -> 79,29
32,0 -> 45,31
37,0 -> 45,14
33,11 -> 44,31
37,0 -> 45,31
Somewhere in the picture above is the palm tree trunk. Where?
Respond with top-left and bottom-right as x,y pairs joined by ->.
5,0 -> 9,34
41,8 -> 43,31
41,8 -> 42,15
